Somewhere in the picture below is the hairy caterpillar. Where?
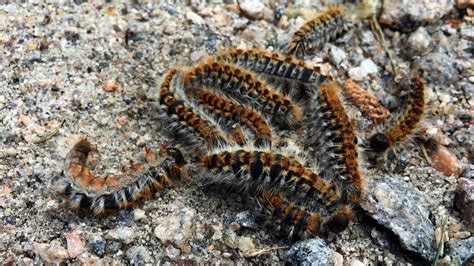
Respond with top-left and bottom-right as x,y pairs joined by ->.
157,69 -> 227,149
257,190 -> 354,237
186,87 -> 273,147
182,58 -> 302,127
284,6 -> 350,57
199,146 -> 346,211
217,48 -> 328,98
342,79 -> 391,123
368,77 -> 426,153
305,82 -> 363,204
58,139 -> 186,216
256,190 -> 321,238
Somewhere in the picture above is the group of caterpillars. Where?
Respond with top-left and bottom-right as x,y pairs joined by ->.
58,5 -> 426,240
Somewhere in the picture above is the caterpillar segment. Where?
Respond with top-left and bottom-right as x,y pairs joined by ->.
217,48 -> 328,99
257,191 -> 353,237
157,69 -> 227,149
305,82 -> 363,204
199,147 -> 344,210
58,139 -> 185,216
284,6 -> 350,57
369,76 -> 426,153
256,191 -> 321,238
342,79 -> 391,124
182,58 -> 302,128
186,87 -> 273,147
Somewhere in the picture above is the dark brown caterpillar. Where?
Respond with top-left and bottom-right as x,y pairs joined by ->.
284,6 -> 350,57
182,58 -> 302,127
157,69 -> 227,149
217,48 -> 328,98
369,77 -> 426,153
199,147 -> 345,211
186,87 -> 273,147
58,139 -> 186,216
305,82 -> 363,205
257,190 -> 354,237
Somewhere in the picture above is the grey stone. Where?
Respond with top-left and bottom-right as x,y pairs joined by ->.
348,58 -> 377,81
379,0 -> 455,32
105,227 -> 135,244
186,11 -> 204,25
234,210 -> 259,230
105,241 -> 122,255
454,178 -> 474,231
329,45 -> 346,65
281,238 -> 331,264
446,237 -> 474,264
126,246 -> 152,264
361,176 -> 436,261
154,207 -> 196,246
239,0 -> 264,20
412,48 -> 461,86
407,27 -> 432,54
89,238 -> 105,257
165,244 -> 181,259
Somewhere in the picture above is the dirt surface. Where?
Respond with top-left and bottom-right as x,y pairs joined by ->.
1,1 -> 472,264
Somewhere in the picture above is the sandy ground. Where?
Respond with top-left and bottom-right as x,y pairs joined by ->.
0,1 -> 473,264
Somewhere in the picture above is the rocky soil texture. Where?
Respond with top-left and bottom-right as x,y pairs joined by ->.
0,0 -> 473,264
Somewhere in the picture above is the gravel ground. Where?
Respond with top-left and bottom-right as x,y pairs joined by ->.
0,1 -> 473,264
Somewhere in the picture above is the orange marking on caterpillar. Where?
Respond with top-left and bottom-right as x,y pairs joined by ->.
342,79 -> 391,123
188,87 -> 273,147
318,82 -> 363,204
284,6 -> 349,57
200,147 -> 342,207
257,190 -> 321,237
217,48 -> 328,90
182,57 -> 302,127
59,139 -> 185,216
258,191 -> 353,236
369,77 -> 426,153
158,69 -> 226,148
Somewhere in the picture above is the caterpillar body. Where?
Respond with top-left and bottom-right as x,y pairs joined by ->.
305,82 -> 363,204
186,87 -> 273,147
157,69 -> 227,150
284,6 -> 350,57
58,139 -> 185,216
217,48 -> 328,99
183,58 -> 302,128
369,77 -> 426,153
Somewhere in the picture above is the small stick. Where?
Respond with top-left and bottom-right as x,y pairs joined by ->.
244,246 -> 288,257
371,14 -> 396,75
34,119 -> 66,144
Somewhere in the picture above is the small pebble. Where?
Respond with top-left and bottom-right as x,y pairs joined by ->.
126,246 -> 151,264
133,209 -> 146,222
190,49 -> 207,62
154,207 -> 196,250
237,236 -> 255,256
103,79 -> 117,92
66,230 -> 86,258
33,241 -> 69,263
239,0 -> 264,20
430,145 -> 463,177
106,227 -> 135,244
186,11 -> 204,25
165,245 -> 181,259
329,45 -> 346,65
89,238 -> 106,257
407,27 -> 432,53
281,238 -> 331,264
